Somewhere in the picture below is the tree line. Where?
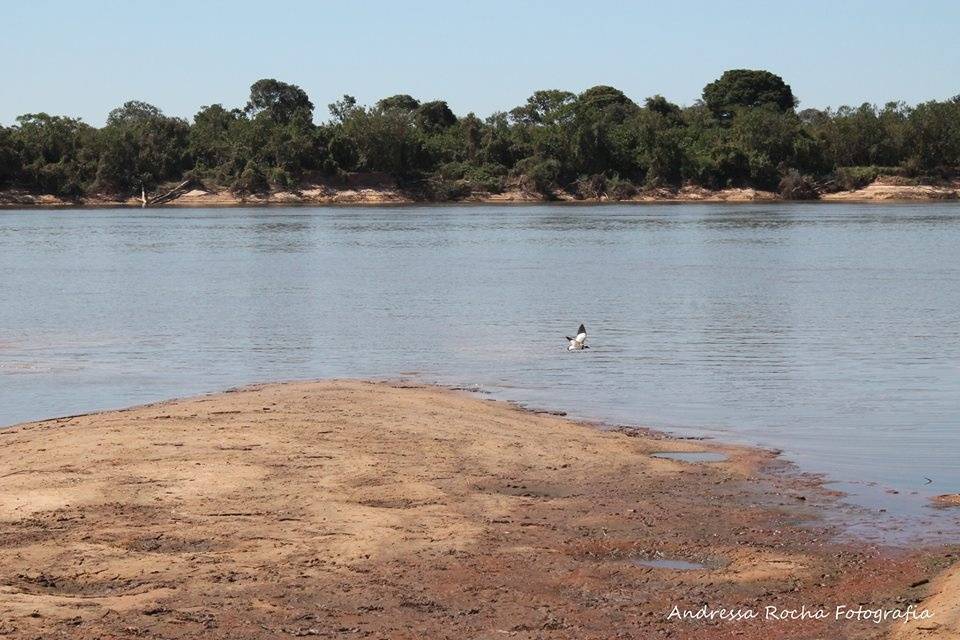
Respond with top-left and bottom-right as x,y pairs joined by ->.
1,70 -> 958,200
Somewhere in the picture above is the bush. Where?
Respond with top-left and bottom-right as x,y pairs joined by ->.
516,157 -> 560,194
436,162 -> 504,194
606,174 -> 637,200
833,166 -> 881,190
267,166 -> 296,189
832,165 -> 910,191
427,178 -> 472,201
574,174 -> 607,200
778,170 -> 818,200
232,163 -> 268,194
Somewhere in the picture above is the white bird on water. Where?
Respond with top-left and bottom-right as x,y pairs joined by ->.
566,323 -> 589,351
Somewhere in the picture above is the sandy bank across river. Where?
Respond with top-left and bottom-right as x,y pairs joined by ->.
3,178 -> 960,208
0,380 -> 956,639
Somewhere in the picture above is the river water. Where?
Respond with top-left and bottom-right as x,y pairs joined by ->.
2,204 -> 958,540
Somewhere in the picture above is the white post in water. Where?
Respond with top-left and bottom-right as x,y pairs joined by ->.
141,185 -> 147,208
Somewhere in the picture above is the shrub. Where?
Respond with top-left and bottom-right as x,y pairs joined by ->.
232,163 -> 268,194
575,174 -> 607,200
516,157 -> 560,194
834,166 -> 881,190
606,175 -> 638,200
267,166 -> 296,189
831,165 -> 910,191
778,170 -> 819,200
425,178 -> 472,201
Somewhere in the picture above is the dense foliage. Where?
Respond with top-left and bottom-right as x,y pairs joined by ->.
2,69 -> 958,200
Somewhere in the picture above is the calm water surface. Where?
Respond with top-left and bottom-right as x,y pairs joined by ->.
2,204 -> 958,539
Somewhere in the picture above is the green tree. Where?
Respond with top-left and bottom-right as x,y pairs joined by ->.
0,126 -> 21,186
106,100 -> 164,126
13,113 -> 96,196
4,75 -> 960,200
93,101 -> 190,193
630,104 -> 685,185
703,69 -> 796,121
644,95 -> 682,124
728,107 -> 807,187
578,85 -> 636,111
415,101 -> 457,132
811,103 -> 905,169
328,95 -> 359,123
905,97 -> 960,171
567,86 -> 639,177
376,94 -> 420,112
245,79 -> 314,124
509,90 -> 576,125
335,103 -> 427,177
189,104 -> 240,172
477,112 -> 522,168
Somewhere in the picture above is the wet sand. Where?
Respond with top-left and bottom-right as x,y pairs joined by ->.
0,380 -> 956,639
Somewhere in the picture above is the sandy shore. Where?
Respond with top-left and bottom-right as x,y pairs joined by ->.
3,179 -> 959,208
0,185 -> 780,208
821,182 -> 960,202
0,380 -> 956,639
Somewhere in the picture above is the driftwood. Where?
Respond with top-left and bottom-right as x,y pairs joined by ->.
144,180 -> 193,207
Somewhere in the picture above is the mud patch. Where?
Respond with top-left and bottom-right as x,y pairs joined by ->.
0,527 -> 59,548
12,573 -> 149,598
356,498 -> 440,509
121,535 -> 229,554
475,479 -> 573,499
634,558 -> 709,570
565,538 -> 650,562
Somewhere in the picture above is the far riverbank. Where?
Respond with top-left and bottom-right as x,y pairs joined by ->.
2,177 -> 959,208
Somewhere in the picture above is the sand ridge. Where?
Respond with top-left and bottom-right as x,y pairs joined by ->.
0,380 -> 955,639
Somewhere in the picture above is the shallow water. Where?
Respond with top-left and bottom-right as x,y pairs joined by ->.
1,204 -> 958,539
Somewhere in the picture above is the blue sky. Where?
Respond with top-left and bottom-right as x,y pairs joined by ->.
3,0 -> 959,126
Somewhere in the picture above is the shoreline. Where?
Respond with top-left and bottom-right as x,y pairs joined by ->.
3,377 -> 954,537
0,380 -> 956,638
2,180 -> 959,209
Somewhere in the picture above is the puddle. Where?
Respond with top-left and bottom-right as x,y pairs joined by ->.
651,451 -> 728,463
634,558 -> 708,570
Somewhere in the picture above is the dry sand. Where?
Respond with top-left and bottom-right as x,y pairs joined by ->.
5,178 -> 959,208
0,380 -> 956,639
821,182 -> 959,202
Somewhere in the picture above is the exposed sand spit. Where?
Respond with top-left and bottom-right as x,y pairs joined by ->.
822,181 -> 959,201
0,381 -> 955,639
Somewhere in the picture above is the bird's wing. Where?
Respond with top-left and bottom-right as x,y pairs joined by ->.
565,336 -> 573,342
575,324 -> 587,343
